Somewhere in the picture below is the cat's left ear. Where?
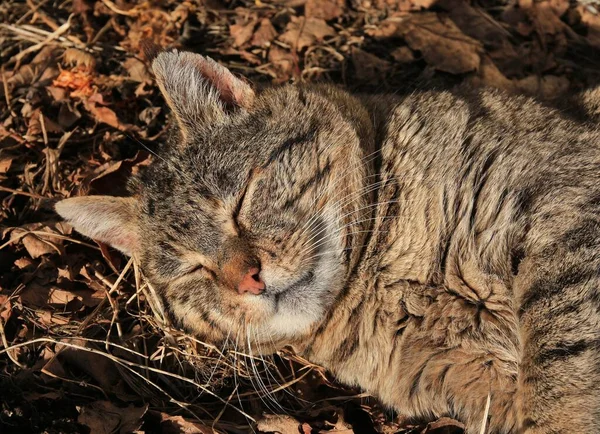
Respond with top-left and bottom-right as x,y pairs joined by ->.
151,50 -> 255,140
55,196 -> 140,256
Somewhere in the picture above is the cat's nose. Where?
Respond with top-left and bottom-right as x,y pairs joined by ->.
238,267 -> 265,295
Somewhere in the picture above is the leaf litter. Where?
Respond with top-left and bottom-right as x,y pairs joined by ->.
2,0 -> 600,433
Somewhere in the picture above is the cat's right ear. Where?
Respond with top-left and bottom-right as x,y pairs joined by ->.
55,196 -> 139,256
151,50 -> 255,140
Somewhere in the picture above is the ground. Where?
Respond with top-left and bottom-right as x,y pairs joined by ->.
2,0 -> 600,433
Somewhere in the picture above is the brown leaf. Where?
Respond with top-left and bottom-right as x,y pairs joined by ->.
0,294 -> 12,323
252,19 -> 278,47
305,0 -> 345,20
123,57 -> 152,83
577,5 -> 600,49
53,68 -> 95,98
390,46 -> 415,63
351,47 -> 391,82
159,414 -> 213,433
257,414 -> 303,434
268,46 -> 297,82
19,282 -> 52,308
63,48 -> 97,71
84,150 -> 152,195
279,17 -> 336,51
0,157 -> 13,174
230,19 -> 258,47
370,13 -> 482,74
78,401 -> 148,434
25,108 -> 63,140
422,417 -> 465,433
44,339 -> 130,396
440,0 -> 511,50
10,224 -> 63,259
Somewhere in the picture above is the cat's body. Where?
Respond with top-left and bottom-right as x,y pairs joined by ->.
56,51 -> 600,433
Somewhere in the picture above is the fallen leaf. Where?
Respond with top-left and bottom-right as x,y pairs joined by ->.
268,46 -> 297,81
83,150 -> 151,195
78,401 -> 148,434
53,68 -> 95,98
351,47 -> 391,82
63,48 -> 97,71
252,19 -> 278,47
390,46 -> 415,63
0,294 -> 12,323
279,17 -> 336,51
305,0 -> 345,20
159,414 -> 213,434
10,225 -> 63,259
422,417 -> 465,433
0,157 -> 13,174
44,339 -> 130,396
123,57 -> 152,83
257,414 -> 303,434
370,13 -> 482,74
230,19 -> 258,47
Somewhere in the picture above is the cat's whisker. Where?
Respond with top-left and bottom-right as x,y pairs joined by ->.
297,177 -> 413,244
253,327 -> 289,414
296,149 -> 381,236
309,214 -> 400,250
300,229 -> 391,264
296,172 -> 391,240
298,199 -> 410,255
246,325 -> 280,414
197,328 -> 231,399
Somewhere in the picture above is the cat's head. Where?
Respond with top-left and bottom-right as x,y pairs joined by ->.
55,50 -> 374,348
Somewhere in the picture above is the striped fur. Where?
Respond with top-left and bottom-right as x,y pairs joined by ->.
55,51 -> 600,433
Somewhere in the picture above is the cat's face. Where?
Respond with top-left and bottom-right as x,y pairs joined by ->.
56,51 -> 372,348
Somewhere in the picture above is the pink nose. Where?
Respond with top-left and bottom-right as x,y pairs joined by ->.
237,267 -> 265,295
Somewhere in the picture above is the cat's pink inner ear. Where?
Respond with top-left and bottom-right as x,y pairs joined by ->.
194,56 -> 255,109
55,196 -> 140,256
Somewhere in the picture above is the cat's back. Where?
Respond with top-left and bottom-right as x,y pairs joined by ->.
361,86 -> 600,285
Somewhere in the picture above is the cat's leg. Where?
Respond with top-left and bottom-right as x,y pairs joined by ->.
515,240 -> 600,433
389,281 -> 521,433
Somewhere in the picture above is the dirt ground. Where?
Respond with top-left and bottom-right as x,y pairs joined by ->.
2,0 -> 600,433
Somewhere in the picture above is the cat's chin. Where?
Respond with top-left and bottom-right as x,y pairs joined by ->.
248,247 -> 346,342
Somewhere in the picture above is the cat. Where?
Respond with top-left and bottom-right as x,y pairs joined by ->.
55,50 -> 600,433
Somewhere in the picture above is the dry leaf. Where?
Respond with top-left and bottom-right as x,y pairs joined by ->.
422,417 -> 465,433
0,158 -> 13,174
371,13 -> 482,74
268,46 -> 297,81
84,150 -> 152,195
123,57 -> 152,82
63,48 -> 97,71
230,19 -> 258,47
351,47 -> 391,82
78,401 -> 148,434
305,0 -> 345,20
252,19 -> 278,47
53,68 -> 95,98
257,414 -> 303,434
390,46 -> 415,63
10,223 -> 63,259
159,414 -> 213,434
279,17 -> 336,51
0,294 -> 12,323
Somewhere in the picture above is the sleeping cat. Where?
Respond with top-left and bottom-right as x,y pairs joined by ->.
55,50 -> 600,433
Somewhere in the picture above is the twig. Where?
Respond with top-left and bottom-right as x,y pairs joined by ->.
12,14 -> 74,66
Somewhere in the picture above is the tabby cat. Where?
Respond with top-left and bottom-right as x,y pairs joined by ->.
55,50 -> 600,433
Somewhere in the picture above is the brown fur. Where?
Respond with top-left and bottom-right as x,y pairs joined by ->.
55,50 -> 600,433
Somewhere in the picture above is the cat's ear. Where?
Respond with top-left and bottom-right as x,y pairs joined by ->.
55,196 -> 139,256
151,50 -> 255,139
